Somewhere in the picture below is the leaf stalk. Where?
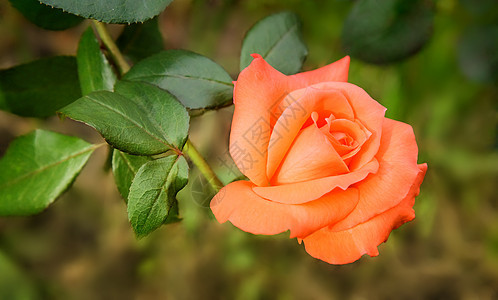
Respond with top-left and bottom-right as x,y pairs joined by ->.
183,139 -> 224,193
93,20 -> 131,75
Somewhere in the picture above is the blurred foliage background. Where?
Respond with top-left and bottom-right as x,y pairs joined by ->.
0,0 -> 497,299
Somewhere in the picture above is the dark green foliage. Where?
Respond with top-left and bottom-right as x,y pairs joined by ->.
111,149 -> 152,201
39,0 -> 174,23
124,50 -> 234,109
240,12 -> 308,75
9,0 -> 83,30
0,56 -> 81,118
77,27 -> 117,95
342,0 -> 434,64
117,18 -> 164,62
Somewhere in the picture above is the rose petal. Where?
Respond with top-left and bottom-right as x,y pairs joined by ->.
288,56 -> 350,88
324,119 -> 370,158
266,87 -> 354,180
230,54 -> 288,186
211,180 -> 360,238
272,121 -> 349,185
306,82 -> 386,171
232,56 -> 354,186
340,87 -> 386,170
253,159 -> 378,204
330,119 -> 423,232
302,163 -> 427,265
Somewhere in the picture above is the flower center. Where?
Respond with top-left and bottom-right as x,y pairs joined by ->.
311,112 -> 370,160
331,132 -> 355,147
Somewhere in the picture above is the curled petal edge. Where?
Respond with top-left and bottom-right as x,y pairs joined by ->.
302,163 -> 427,265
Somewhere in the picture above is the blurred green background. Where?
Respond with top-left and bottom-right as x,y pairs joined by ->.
0,0 -> 497,299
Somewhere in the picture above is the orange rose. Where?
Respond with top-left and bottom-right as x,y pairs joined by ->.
211,54 -> 427,264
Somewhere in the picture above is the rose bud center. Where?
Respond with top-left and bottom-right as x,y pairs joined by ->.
271,111 -> 371,185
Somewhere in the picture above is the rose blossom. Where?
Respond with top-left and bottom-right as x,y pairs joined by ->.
211,54 -> 427,264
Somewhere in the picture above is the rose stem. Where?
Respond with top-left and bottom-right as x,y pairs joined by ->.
93,20 -> 130,75
93,21 -> 224,193
183,140 -> 224,193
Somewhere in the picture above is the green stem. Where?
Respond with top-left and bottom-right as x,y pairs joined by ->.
183,139 -> 224,193
93,20 -> 130,75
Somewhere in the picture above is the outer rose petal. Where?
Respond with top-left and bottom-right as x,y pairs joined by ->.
302,164 -> 427,265
288,56 -> 350,88
330,119 -> 423,232
230,54 -> 288,186
211,181 -> 360,238
253,159 -> 378,204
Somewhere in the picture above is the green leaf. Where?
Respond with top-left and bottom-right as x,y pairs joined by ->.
59,80 -> 189,155
240,12 -> 308,75
128,155 -> 188,238
113,80 -> 190,148
77,27 -> 117,95
117,18 -> 164,63
112,149 -> 152,201
8,0 -> 83,31
123,50 -> 233,109
342,0 -> 434,64
0,56 -> 81,118
0,130 -> 96,216
163,199 -> 181,224
458,26 -> 498,83
39,0 -> 173,24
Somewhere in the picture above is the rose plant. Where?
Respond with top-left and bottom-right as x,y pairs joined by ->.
0,1 -> 430,265
211,54 -> 427,264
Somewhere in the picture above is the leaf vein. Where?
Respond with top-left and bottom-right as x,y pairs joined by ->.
263,23 -> 299,60
131,74 -> 234,87
0,144 -> 99,190
85,96 -> 172,150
